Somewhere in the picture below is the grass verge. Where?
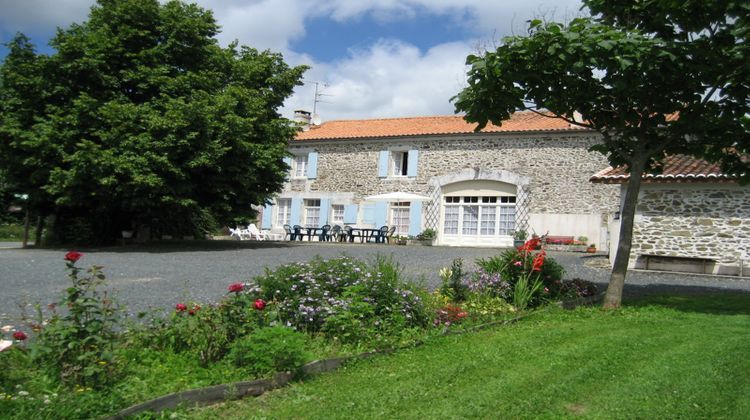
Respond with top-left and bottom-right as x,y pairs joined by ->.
187,293 -> 750,419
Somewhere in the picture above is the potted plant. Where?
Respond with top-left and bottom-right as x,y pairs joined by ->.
512,229 -> 528,247
586,243 -> 597,253
395,235 -> 408,245
416,228 -> 436,245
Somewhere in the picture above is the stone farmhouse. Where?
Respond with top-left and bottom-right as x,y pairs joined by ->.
261,110 -> 620,249
592,155 -> 749,276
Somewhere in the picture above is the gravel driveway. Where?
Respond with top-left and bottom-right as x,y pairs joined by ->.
1,240 -> 748,326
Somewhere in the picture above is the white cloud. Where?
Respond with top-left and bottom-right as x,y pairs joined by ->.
0,0 -> 585,120
283,39 -> 473,121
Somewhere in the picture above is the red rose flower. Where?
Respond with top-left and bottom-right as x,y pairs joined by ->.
228,283 -> 244,293
64,251 -> 83,263
254,299 -> 266,310
175,303 -> 188,312
12,331 -> 27,341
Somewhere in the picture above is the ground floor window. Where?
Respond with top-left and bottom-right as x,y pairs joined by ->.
390,202 -> 410,236
330,204 -> 344,225
444,196 -> 515,237
277,198 -> 291,226
304,199 -> 320,227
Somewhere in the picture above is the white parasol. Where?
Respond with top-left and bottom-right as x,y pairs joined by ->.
364,191 -> 431,203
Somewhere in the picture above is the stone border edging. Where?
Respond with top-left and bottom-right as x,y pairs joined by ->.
109,296 -> 596,418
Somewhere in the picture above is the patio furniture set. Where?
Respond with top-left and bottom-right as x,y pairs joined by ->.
283,224 -> 398,244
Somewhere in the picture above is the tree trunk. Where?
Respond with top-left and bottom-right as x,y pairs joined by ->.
603,158 -> 647,309
22,208 -> 30,248
34,215 -> 44,247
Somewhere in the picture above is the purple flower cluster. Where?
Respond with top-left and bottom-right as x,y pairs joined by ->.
250,256 -> 427,332
466,269 -> 513,300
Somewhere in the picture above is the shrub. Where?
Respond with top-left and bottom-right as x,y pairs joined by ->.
439,258 -> 469,302
559,278 -> 598,299
433,304 -> 468,327
228,327 -> 309,376
465,269 -> 513,300
476,240 -> 566,309
32,252 -> 122,389
249,256 -> 428,338
463,295 -> 515,321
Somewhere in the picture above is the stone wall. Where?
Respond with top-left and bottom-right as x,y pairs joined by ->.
288,132 -> 619,215
631,184 -> 750,271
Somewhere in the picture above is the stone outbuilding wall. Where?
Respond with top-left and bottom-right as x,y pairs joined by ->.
629,184 -> 750,275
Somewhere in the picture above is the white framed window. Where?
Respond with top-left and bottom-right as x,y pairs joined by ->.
277,198 -> 291,226
391,151 -> 409,176
390,202 -> 410,236
292,155 -> 308,178
330,204 -> 344,225
443,202 -> 459,234
444,195 -> 516,237
304,199 -> 320,227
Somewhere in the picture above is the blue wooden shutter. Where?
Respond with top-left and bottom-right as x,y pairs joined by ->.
374,202 -> 387,227
307,152 -> 318,179
319,198 -> 331,225
378,151 -> 389,178
343,204 -> 358,224
283,157 -> 292,180
408,201 -> 422,236
290,198 -> 302,225
362,203 -> 375,225
407,149 -> 419,177
261,204 -> 274,229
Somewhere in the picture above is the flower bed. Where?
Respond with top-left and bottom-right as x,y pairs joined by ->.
0,247 -> 596,418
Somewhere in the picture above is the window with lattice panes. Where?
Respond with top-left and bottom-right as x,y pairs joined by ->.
330,204 -> 344,225
304,199 -> 320,227
443,195 -> 516,237
443,197 -> 460,234
390,202 -> 410,236
293,155 -> 308,178
277,198 -> 291,226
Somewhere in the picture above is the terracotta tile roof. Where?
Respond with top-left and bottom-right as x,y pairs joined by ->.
590,154 -> 738,183
294,111 -> 585,141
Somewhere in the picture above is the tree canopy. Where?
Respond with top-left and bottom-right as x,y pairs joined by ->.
454,0 -> 749,307
0,0 -> 307,243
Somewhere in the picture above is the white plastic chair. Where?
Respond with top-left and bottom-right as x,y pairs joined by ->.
247,224 -> 267,241
230,227 -> 251,240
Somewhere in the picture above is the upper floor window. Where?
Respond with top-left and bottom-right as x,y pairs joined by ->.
392,151 -> 409,176
378,149 -> 418,178
293,155 -> 308,178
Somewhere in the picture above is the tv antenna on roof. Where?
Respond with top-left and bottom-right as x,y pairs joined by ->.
312,81 -> 332,116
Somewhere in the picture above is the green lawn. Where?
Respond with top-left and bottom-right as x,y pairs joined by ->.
188,293 -> 750,419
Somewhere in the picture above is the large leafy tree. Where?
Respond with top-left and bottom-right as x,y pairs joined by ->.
0,0 -> 307,244
454,0 -> 749,308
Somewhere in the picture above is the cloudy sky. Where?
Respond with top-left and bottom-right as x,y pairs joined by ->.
0,0 -> 585,121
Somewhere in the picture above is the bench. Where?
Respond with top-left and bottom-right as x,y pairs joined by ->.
544,235 -> 575,245
639,254 -> 717,274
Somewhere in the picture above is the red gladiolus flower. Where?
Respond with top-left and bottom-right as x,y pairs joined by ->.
518,238 -> 540,253
12,331 -> 27,341
228,283 -> 244,293
532,251 -> 546,272
175,303 -> 187,312
254,299 -> 266,310
64,251 -> 83,263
